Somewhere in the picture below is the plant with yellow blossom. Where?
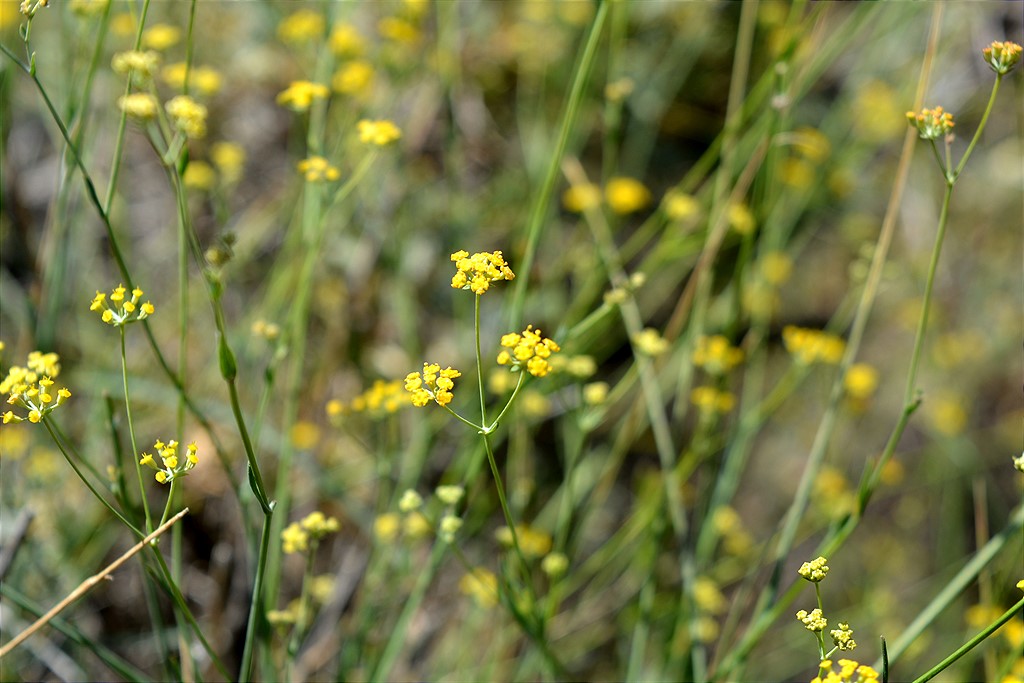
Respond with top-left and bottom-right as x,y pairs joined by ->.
1,351 -> 70,424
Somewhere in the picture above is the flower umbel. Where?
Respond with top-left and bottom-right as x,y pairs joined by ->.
165,95 -> 208,139
277,81 -> 329,112
830,622 -> 857,651
450,250 -> 515,295
138,439 -> 198,484
2,351 -> 71,424
497,325 -> 561,378
405,363 -> 462,407
783,327 -> 845,365
281,511 -> 341,554
90,284 -> 155,326
982,40 -> 1022,75
799,556 -> 830,582
906,106 -> 955,140
796,608 -> 827,632
357,119 -> 402,146
297,156 -> 340,182
811,659 -> 880,683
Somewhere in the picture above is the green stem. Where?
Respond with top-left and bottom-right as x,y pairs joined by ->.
240,510 -> 275,683
120,326 -> 153,530
475,294 -> 487,427
487,370 -> 527,431
911,598 -> 1024,683
953,74 -> 1002,180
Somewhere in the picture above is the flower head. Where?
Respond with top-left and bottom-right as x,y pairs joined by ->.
142,23 -> 180,51
632,328 -> 670,356
906,106 -> 955,140
690,386 -> 736,415
693,335 -> 743,375
450,250 -> 515,295
282,511 -> 340,554
562,183 -> 602,213
357,119 -> 402,146
329,379 -> 411,420
161,63 -> 222,97
165,95 -> 207,139
497,325 -> 561,378
297,156 -> 340,182
1,351 -> 70,425
277,80 -> 329,112
405,363 -> 461,407
605,177 -> 651,214
211,142 -> 246,185
982,41 -> 1022,75
332,60 -> 374,96
783,326 -> 845,365
277,9 -> 324,44
90,284 -> 154,326
111,50 -> 160,84
811,658 -> 879,683
329,23 -> 366,58
796,608 -> 827,632
118,93 -> 159,121
139,439 -> 199,484
830,622 -> 857,651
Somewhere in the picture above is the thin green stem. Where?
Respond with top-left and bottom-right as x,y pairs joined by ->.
239,509 -> 275,683
475,294 -> 488,427
120,327 -> 153,530
487,371 -> 527,431
953,74 -> 1002,180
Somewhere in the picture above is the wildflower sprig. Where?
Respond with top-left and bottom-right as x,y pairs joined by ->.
982,40 -> 1022,75
450,250 -> 515,295
1,351 -> 71,424
90,284 -> 155,326
405,363 -> 462,408
497,325 -> 561,378
139,439 -> 199,485
905,106 -> 955,141
796,557 -> 861,666
281,511 -> 340,555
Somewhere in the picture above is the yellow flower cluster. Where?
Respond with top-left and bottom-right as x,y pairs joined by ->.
905,106 -> 954,141
798,556 -> 830,582
142,24 -> 180,51
111,50 -> 160,83
450,250 -> 515,295
783,326 -> 845,365
138,439 -> 198,484
982,40 -> 1022,75
277,8 -> 324,44
297,156 -> 340,182
796,608 -> 827,632
161,63 -> 222,97
562,177 -> 652,215
165,95 -> 207,139
118,93 -> 159,121
497,325 -> 560,377
90,284 -> 155,326
2,351 -> 71,424
632,328 -> 670,356
460,568 -> 499,608
405,363 -> 461,407
277,81 -> 329,112
357,119 -> 402,146
693,335 -> 743,375
212,142 -> 246,185
690,386 -> 735,414
810,659 -> 879,683
326,379 -> 411,419
332,61 -> 374,96
843,363 -> 878,400
282,511 -> 340,554
829,622 -> 856,651
495,524 -> 553,558
183,161 -> 216,190
330,23 -> 366,58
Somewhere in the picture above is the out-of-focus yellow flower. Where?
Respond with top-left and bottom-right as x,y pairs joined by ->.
783,326 -> 845,365
852,81 -> 904,143
112,50 -> 160,83
843,363 -> 878,400
161,63 -> 222,97
605,177 -> 651,214
928,393 -> 967,436
110,12 -> 134,36
760,251 -> 792,286
562,183 -> 602,213
373,513 -> 401,542
460,568 -> 499,608
142,24 -> 181,51
330,23 -> 365,58
165,95 -> 207,138
605,77 -> 634,102
69,0 -> 106,17
297,156 -> 340,182
780,157 -> 815,189
290,421 -> 320,450
664,192 -> 700,222
378,16 -> 419,44
277,9 -> 324,44
792,126 -> 831,163
727,203 -> 755,235
277,81 -> 329,112
211,142 -> 245,185
495,524 -> 552,558
632,328 -> 669,356
692,335 -> 743,375
183,161 -> 216,191
357,119 -> 402,146
332,60 -> 374,96
583,381 -> 609,405
690,386 -> 735,414
118,93 -> 159,120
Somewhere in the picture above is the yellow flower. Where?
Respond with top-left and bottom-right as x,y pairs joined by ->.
329,23 -> 365,58
450,249 -> 515,294
982,40 -> 1022,75
798,556 -> 829,582
378,16 -> 419,44
161,63 -> 222,97
290,421 -> 320,450
111,50 -> 160,83
1,352 -> 71,425
760,251 -> 793,286
297,156 -> 340,182
664,192 -> 700,222
690,386 -> 735,414
142,24 -> 181,51
183,161 -> 216,191
604,177 -> 651,214
927,392 -> 967,436
582,381 -> 609,405
277,9 -> 324,44
281,522 -> 309,554
459,568 -> 499,608
843,363 -> 878,400
497,325 -> 561,378
373,513 -> 401,542
692,335 -> 743,375
277,80 -> 329,112
783,326 -> 845,365
357,119 -> 402,146
211,142 -> 245,185
796,608 -> 827,632
91,284 -> 154,326
562,183 -> 602,213
138,438 -> 199,484
165,95 -> 207,138
906,106 -> 954,140
332,60 -> 374,96
541,552 -> 569,578
632,328 -> 669,356
118,93 -> 159,121
727,203 -> 756,235
405,363 -> 461,407
69,0 -> 106,17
